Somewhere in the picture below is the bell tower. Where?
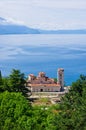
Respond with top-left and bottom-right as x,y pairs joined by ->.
58,68 -> 64,91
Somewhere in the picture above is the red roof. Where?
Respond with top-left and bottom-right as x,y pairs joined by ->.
29,83 -> 60,87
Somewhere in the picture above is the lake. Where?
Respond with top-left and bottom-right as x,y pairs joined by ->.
0,34 -> 86,85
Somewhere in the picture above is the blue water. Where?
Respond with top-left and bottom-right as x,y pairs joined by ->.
0,34 -> 86,85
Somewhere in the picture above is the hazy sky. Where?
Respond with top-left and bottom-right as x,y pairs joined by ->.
0,0 -> 86,29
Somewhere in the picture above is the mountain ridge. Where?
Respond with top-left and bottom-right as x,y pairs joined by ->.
0,17 -> 86,34
0,17 -> 40,34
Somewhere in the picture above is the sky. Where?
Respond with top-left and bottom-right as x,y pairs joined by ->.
0,0 -> 86,29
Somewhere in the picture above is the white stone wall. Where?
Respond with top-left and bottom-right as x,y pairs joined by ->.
31,86 -> 60,92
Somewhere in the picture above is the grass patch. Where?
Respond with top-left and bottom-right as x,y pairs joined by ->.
32,98 -> 52,106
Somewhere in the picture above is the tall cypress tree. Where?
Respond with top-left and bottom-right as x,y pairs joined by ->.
0,70 -> 3,92
0,70 -> 3,86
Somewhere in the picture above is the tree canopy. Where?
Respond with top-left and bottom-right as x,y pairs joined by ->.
0,70 -> 86,130
52,75 -> 86,130
0,69 -> 29,95
0,91 -> 32,130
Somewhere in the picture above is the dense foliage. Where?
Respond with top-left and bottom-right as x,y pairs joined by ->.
0,70 -> 86,130
0,91 -> 32,130
0,69 -> 28,95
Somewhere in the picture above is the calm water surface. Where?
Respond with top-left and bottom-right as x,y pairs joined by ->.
0,34 -> 86,85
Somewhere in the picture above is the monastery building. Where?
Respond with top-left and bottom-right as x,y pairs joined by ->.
26,68 -> 64,92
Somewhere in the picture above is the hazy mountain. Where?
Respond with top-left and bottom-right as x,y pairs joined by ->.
39,29 -> 86,34
0,17 -> 40,34
0,17 -> 86,34
0,25 -> 40,34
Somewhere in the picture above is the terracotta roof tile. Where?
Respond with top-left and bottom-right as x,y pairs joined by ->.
28,83 -> 60,87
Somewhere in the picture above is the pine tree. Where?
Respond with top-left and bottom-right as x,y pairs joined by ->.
9,69 -> 29,95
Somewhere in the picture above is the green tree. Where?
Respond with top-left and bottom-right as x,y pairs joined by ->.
0,70 -> 3,92
71,74 -> 86,96
0,70 -> 3,85
8,69 -> 28,95
53,75 -> 86,130
42,75 -> 86,130
0,76 -> 14,93
31,106 -> 49,130
0,91 -> 32,130
54,78 -> 57,83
